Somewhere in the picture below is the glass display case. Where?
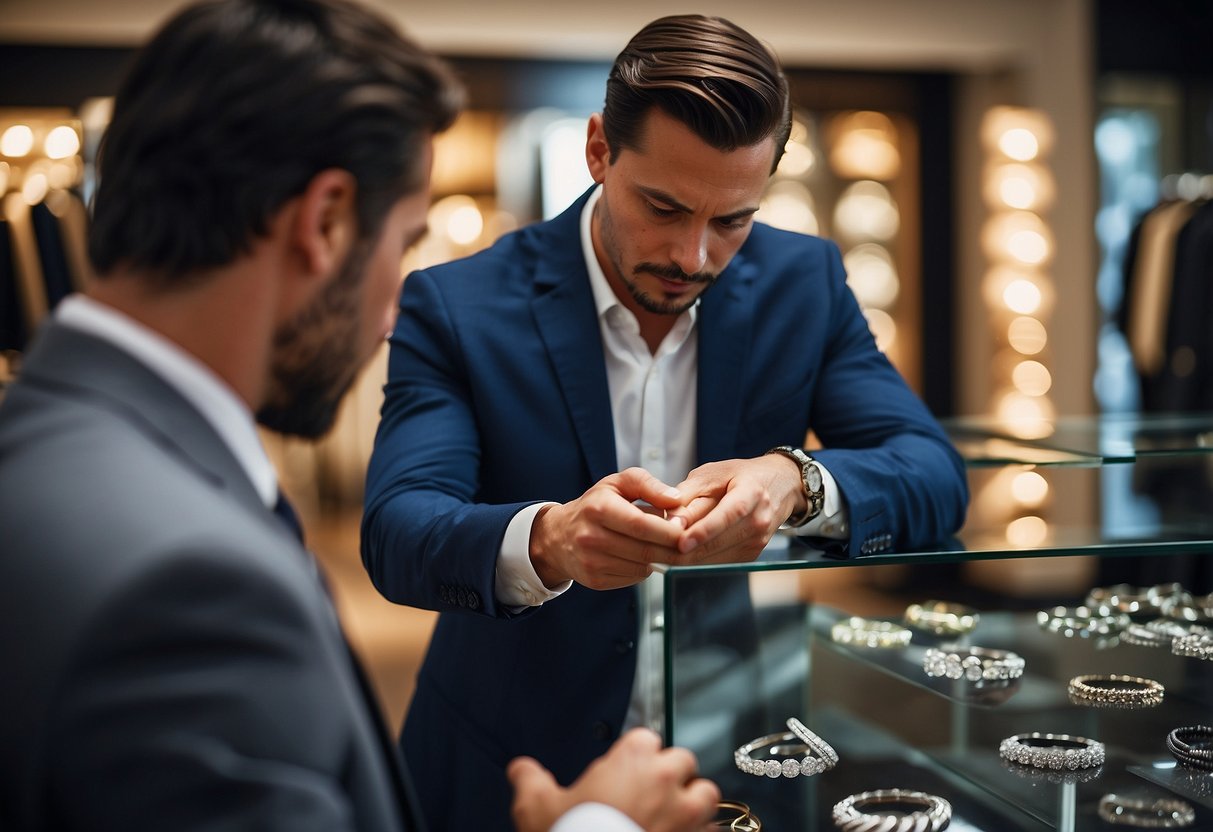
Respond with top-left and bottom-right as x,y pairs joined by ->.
661,415 -> 1213,830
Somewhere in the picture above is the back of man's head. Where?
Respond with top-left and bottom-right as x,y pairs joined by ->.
603,14 -> 791,173
88,0 -> 462,286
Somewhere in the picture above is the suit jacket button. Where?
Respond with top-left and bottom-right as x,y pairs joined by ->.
592,721 -> 614,741
467,591 -> 482,610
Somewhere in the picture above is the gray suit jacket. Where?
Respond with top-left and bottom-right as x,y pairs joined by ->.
0,320 -> 421,831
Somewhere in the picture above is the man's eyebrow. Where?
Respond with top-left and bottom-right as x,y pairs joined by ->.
637,185 -> 759,223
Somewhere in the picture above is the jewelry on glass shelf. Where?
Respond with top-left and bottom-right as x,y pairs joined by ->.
735,719 -> 838,779
1120,618 -> 1197,648
1003,758 -> 1103,785
904,600 -> 979,635
1037,605 -> 1130,637
1166,726 -> 1213,772
923,646 -> 1024,681
1098,793 -> 1195,828
1067,674 -> 1164,709
832,789 -> 951,832
999,732 -> 1105,770
830,616 -> 912,648
1172,631 -> 1213,661
1086,583 -> 1182,616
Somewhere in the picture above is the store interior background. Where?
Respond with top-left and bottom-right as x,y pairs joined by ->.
2,0 -> 1210,732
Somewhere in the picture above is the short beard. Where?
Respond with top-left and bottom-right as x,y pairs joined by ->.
623,262 -> 717,315
256,242 -> 369,439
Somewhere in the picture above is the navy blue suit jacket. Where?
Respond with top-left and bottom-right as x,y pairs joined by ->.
362,189 -> 968,830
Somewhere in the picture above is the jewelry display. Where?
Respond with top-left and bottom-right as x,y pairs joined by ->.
1037,605 -> 1130,637
1172,631 -> 1213,661
714,800 -> 761,831
904,600 -> 979,635
1067,674 -> 1165,708
1166,726 -> 1213,772
786,717 -> 839,768
1097,794 -> 1196,828
998,732 -> 1105,770
832,789 -> 951,832
1163,592 -> 1213,626
1120,618 -> 1194,648
734,722 -> 837,779
923,646 -> 1024,681
1086,583 -> 1183,616
831,616 -> 913,648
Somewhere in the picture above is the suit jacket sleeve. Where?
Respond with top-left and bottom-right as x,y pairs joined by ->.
362,265 -> 536,619
798,239 -> 968,554
46,544 -> 373,831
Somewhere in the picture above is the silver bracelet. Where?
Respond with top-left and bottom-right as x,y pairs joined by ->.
1068,674 -> 1165,709
1172,631 -> 1213,661
1098,793 -> 1196,828
735,724 -> 836,779
999,732 -> 1105,770
923,646 -> 1024,681
831,616 -> 913,648
1086,583 -> 1182,616
1036,605 -> 1130,637
904,600 -> 979,635
786,717 -> 839,768
832,789 -> 951,832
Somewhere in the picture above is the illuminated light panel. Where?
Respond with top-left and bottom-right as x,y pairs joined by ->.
1,124 -> 35,157
1006,515 -> 1048,547
22,171 -> 49,205
1007,316 -> 1048,355
1012,360 -> 1052,396
834,180 -> 899,242
758,180 -> 818,235
844,243 -> 899,309
1011,471 -> 1049,506
44,125 -> 80,160
1002,278 -> 1042,315
999,128 -> 1040,162
777,140 -> 815,177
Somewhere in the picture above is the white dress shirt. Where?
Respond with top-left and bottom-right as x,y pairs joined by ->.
494,188 -> 850,732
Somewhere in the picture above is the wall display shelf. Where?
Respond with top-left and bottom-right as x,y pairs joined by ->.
661,415 -> 1213,830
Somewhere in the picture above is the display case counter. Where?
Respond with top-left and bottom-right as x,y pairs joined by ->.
661,416 -> 1213,830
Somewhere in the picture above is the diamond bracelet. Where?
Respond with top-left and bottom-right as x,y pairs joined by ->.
999,732 -> 1105,770
832,789 -> 951,832
1068,674 -> 1165,709
734,719 -> 837,779
923,646 -> 1025,681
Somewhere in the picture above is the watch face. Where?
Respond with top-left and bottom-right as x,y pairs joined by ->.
805,464 -> 823,492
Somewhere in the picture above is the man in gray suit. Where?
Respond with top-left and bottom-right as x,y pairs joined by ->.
0,1 -> 719,830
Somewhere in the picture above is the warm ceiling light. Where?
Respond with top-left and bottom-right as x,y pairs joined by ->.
44,125 -> 81,160
1,124 -> 35,158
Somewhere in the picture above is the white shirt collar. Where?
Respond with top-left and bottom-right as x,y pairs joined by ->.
55,294 -> 279,508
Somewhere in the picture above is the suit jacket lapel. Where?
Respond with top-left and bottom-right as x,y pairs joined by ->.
696,251 -> 755,464
531,195 -> 617,482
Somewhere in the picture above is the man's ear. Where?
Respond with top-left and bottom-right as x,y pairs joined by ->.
293,168 -> 358,279
585,113 -> 611,184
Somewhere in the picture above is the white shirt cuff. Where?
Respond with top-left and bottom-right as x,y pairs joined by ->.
783,461 -> 849,539
495,502 -> 572,607
550,803 -> 643,832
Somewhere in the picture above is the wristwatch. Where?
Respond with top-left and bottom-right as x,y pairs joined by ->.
766,445 -> 824,527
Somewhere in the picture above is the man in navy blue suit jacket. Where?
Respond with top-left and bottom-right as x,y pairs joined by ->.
363,14 -> 969,831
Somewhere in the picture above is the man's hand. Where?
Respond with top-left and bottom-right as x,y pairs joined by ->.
529,467 -> 687,590
508,728 -> 720,832
667,454 -> 805,563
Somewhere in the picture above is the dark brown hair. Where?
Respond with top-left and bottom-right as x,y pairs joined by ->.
88,0 -> 463,283
603,14 -> 791,173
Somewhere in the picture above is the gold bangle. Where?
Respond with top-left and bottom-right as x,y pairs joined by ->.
904,600 -> 979,635
715,800 -> 761,831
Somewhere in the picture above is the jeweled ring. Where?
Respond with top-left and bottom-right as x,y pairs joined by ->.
786,717 -> 839,767
1120,619 -> 1193,648
1086,583 -> 1179,616
735,728 -> 835,778
831,616 -> 912,648
1068,674 -> 1165,709
905,600 -> 979,635
999,732 -> 1105,770
1166,725 -> 1213,772
1098,793 -> 1196,828
923,646 -> 1024,681
832,789 -> 951,832
1172,631 -> 1213,661
714,800 -> 761,831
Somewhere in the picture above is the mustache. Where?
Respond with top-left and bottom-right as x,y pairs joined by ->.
634,263 -> 716,284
